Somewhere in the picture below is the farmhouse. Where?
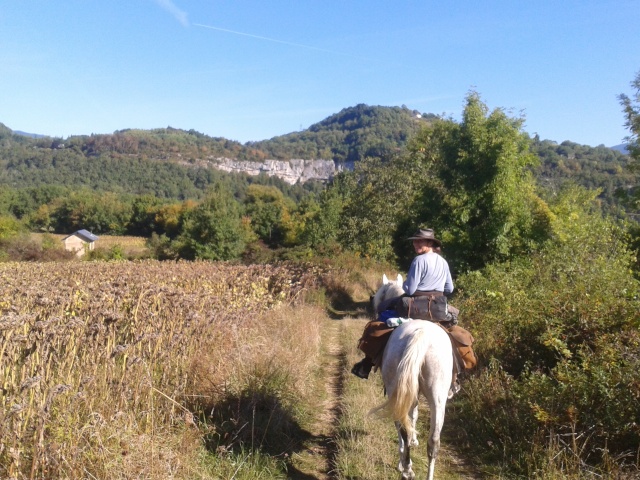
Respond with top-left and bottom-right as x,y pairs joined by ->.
61,229 -> 99,257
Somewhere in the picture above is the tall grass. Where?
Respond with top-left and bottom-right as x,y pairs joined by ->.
0,260 -> 324,479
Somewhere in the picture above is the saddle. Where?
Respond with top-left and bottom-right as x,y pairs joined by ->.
444,324 -> 476,370
356,320 -> 395,367
356,318 -> 477,373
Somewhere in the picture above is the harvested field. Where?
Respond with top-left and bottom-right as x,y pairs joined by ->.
0,260 -> 324,478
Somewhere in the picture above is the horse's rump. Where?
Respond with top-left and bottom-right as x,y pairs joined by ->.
374,322 -> 453,432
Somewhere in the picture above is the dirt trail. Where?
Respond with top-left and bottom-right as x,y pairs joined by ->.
289,319 -> 345,480
291,314 -> 482,480
318,320 -> 346,478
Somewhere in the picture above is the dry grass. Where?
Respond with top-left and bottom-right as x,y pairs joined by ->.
332,318 -> 405,479
1,257 -> 481,479
0,260 -> 325,479
30,233 -> 149,256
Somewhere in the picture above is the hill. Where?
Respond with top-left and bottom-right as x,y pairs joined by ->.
611,143 -> 629,154
0,107 -> 633,211
531,138 -> 633,215
250,104 -> 434,163
0,106 -> 432,196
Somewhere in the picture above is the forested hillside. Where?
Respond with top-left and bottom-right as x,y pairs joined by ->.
249,104 -> 434,162
2,104 -> 630,204
0,101 -> 636,249
531,136 -> 634,216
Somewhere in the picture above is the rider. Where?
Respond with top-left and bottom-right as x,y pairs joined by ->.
351,228 -> 454,379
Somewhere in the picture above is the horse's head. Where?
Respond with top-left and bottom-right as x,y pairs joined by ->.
372,273 -> 404,312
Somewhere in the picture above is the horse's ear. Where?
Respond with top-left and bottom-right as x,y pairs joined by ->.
396,274 -> 403,286
382,274 -> 389,285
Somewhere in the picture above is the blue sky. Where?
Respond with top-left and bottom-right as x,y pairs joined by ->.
1,1 -> 638,147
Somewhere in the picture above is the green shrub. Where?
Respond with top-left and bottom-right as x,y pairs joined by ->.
454,187 -> 640,476
0,215 -> 24,240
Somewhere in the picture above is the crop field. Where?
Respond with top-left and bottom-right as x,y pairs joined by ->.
0,260 -> 325,479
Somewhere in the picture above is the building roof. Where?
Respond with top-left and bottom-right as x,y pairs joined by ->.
62,229 -> 99,243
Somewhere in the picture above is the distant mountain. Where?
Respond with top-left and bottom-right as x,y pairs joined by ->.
1,106 -> 433,165
0,105 -> 436,188
0,123 -> 48,139
13,130 -> 47,139
610,144 -> 629,154
251,104 -> 435,163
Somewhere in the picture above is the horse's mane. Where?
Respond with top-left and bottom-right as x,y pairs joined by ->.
373,274 -> 404,311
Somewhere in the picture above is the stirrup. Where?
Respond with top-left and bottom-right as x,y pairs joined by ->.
447,379 -> 461,399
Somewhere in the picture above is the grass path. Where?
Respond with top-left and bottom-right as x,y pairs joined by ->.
289,313 -> 482,479
287,318 -> 346,479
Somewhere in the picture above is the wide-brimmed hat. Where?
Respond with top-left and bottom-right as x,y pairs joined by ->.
407,228 -> 442,247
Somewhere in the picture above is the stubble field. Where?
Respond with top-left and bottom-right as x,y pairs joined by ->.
0,260 -> 325,479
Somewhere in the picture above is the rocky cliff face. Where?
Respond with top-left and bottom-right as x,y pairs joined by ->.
208,158 -> 353,184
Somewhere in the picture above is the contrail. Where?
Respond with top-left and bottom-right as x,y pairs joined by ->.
193,23 -> 350,56
155,0 -> 189,27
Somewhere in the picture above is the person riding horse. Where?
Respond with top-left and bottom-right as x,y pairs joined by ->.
351,228 -> 454,379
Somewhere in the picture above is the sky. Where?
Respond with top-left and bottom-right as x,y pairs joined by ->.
1,1 -> 639,147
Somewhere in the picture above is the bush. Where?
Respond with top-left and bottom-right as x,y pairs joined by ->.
0,215 -> 24,240
453,187 -> 640,476
0,234 -> 76,262
86,244 -> 128,261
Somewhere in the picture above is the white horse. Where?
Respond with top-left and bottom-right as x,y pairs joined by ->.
370,274 -> 453,480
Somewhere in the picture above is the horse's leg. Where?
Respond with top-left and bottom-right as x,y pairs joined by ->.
395,421 -> 415,480
408,403 -> 419,447
424,382 -> 449,480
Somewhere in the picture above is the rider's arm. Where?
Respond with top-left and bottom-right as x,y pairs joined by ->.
403,258 -> 422,296
444,268 -> 454,296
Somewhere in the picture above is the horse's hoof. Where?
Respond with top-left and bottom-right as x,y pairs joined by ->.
398,461 -> 415,480
410,437 -> 419,447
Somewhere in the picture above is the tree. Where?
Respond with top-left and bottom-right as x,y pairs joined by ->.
243,185 -> 294,246
406,92 -> 551,271
0,214 -> 24,241
300,172 -> 354,250
619,71 -> 640,228
176,187 -> 251,260
45,190 -> 132,235
336,155 -> 420,260
128,195 -> 165,236
619,71 -> 640,272
619,70 -> 640,164
153,201 -> 196,238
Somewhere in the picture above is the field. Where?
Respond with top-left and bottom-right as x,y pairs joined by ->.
0,260 -> 326,478
1,259 -> 485,479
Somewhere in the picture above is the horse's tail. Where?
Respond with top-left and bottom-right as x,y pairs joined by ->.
370,328 -> 427,437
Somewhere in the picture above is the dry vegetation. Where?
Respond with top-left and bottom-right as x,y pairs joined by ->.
30,233 -> 149,258
0,260 -> 326,479
1,257 -> 479,479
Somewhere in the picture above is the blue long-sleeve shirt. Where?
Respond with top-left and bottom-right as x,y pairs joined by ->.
403,252 -> 454,296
